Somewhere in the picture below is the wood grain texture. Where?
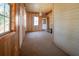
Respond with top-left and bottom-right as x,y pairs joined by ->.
0,32 -> 18,56
0,4 -> 20,56
26,12 -> 42,32
11,4 -> 16,31
25,3 -> 53,13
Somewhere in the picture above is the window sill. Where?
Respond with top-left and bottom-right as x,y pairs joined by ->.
0,31 -> 15,37
0,31 -> 16,39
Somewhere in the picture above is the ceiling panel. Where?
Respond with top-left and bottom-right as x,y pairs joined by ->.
25,3 -> 53,13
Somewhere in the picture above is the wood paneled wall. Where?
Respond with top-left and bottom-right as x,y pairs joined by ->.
26,12 -> 42,32
0,4 -> 19,56
11,4 -> 16,31
38,16 -> 42,31
46,10 -> 53,29
0,32 -> 19,56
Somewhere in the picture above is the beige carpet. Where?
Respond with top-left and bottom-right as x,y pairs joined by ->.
21,31 -> 68,56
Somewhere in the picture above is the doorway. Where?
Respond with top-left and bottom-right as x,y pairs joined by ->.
42,18 -> 47,31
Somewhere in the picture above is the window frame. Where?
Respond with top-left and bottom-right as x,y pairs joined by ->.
0,3 -> 11,36
33,16 -> 39,26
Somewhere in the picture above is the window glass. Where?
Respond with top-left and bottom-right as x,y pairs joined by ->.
0,15 -> 4,34
5,17 -> 10,32
0,3 -> 4,15
34,16 -> 38,26
5,3 -> 10,17
0,3 -> 10,35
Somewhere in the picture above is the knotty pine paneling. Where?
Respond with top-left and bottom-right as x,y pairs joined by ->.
0,3 -> 19,56
26,12 -> 42,32
0,32 -> 18,56
11,4 -> 16,31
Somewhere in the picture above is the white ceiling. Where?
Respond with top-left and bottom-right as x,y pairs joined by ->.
25,3 -> 53,13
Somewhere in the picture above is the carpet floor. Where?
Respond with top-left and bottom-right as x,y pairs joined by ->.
21,31 -> 68,56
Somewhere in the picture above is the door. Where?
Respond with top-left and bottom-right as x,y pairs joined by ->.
42,18 -> 47,31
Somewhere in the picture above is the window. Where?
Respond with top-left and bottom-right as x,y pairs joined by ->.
33,16 -> 38,26
0,3 -> 10,34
